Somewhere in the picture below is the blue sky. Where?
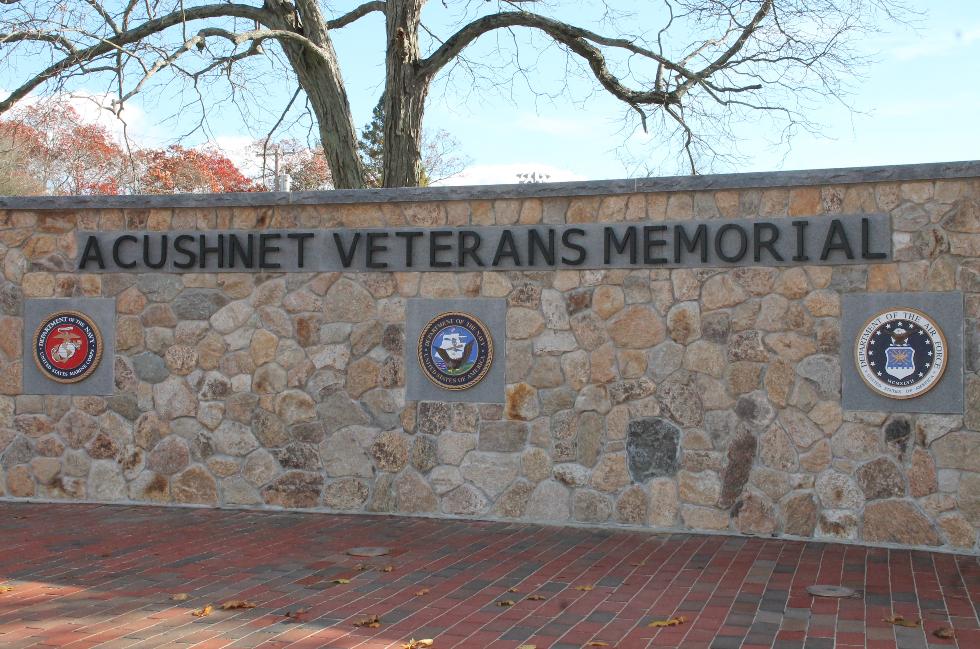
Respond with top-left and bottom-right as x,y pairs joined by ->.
3,0 -> 979,184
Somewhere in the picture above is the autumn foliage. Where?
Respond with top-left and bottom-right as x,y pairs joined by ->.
0,103 -> 124,195
0,102 -> 258,195
132,145 -> 258,194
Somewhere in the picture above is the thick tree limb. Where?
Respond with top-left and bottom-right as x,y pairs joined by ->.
0,31 -> 78,53
327,1 -> 386,30
418,12 -> 681,109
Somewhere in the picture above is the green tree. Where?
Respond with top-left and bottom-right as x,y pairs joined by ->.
358,98 -> 386,188
359,96 -> 466,188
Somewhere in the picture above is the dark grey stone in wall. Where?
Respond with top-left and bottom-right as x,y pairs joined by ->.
626,417 -> 680,481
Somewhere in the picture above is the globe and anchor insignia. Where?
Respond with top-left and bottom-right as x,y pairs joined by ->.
418,312 -> 493,390
855,308 -> 946,399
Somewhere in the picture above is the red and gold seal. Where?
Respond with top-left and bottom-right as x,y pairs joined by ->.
33,311 -> 103,383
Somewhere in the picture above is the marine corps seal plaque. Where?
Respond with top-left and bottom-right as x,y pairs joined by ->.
33,311 -> 103,384
855,307 -> 946,399
418,312 -> 493,390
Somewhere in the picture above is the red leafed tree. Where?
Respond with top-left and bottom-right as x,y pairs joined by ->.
133,145 -> 259,194
0,102 -> 125,195
0,100 -> 260,195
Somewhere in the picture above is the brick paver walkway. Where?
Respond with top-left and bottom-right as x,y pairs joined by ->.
0,503 -> 978,649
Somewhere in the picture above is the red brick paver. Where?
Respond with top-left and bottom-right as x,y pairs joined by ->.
0,503 -> 977,649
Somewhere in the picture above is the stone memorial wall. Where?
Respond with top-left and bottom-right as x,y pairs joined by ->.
0,161 -> 978,552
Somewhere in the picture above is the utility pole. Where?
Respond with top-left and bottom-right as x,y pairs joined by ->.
256,142 -> 295,192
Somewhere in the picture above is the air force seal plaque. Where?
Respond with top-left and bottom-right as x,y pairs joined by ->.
33,311 -> 103,384
855,307 -> 946,399
418,312 -> 493,390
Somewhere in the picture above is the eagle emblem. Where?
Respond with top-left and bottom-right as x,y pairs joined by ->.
433,330 -> 475,374
883,326 -> 915,380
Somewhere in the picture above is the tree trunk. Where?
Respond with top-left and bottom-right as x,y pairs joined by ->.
382,0 -> 428,188
273,0 -> 365,189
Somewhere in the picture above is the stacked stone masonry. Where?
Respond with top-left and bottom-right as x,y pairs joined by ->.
1,168 -> 979,552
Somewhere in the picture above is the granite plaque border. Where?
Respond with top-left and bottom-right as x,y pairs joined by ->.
840,291 -> 964,413
405,298 -> 506,403
22,298 -> 116,396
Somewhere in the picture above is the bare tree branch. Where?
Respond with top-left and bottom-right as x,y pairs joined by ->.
327,1 -> 386,30
0,3 -> 273,114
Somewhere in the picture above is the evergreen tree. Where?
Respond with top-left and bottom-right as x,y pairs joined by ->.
358,98 -> 386,189
358,97 -> 431,188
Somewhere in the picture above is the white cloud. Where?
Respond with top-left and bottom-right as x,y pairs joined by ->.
434,163 -> 585,186
212,135 -> 262,175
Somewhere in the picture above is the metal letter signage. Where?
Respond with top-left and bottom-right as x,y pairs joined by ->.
854,308 -> 947,399
75,214 -> 891,273
33,311 -> 104,384
417,312 -> 494,390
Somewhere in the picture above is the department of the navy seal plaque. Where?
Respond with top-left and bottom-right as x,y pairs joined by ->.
417,312 -> 493,390
855,307 -> 947,399
33,311 -> 103,384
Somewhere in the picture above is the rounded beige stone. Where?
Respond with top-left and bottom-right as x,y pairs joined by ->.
680,505 -> 728,530
115,316 -> 144,351
521,447 -> 552,482
608,306 -> 665,348
346,357 -> 380,399
164,345 -> 198,375
21,272 -> 56,297
592,286 -> 625,320
701,274 -> 746,310
507,308 -> 545,339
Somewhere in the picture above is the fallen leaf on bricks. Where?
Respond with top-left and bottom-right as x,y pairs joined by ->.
496,600 -> 515,607
170,593 -> 189,602
220,600 -> 257,610
508,587 -> 520,593
191,604 -> 214,617
630,562 -> 646,566
518,645 -> 536,649
884,615 -> 920,628
284,607 -> 310,623
574,585 -> 594,591
354,614 -> 382,628
354,563 -> 368,571
333,578 -> 351,584
382,565 -> 394,572
0,585 -> 15,593
401,639 -> 433,649
647,616 -> 686,628
414,588 -> 430,596
587,642 -> 609,647
933,627 -> 955,639
526,595 -> 546,601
